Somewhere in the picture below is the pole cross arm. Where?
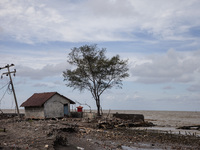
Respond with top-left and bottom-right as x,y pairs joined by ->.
0,67 -> 6,70
1,70 -> 16,77
0,64 -> 14,70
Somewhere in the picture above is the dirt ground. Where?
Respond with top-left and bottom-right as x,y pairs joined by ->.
0,117 -> 200,150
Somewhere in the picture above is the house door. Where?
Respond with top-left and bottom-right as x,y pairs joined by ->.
64,104 -> 68,116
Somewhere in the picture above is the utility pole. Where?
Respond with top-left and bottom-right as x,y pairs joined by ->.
0,64 -> 20,117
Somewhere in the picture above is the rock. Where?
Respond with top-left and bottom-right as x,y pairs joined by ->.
77,146 -> 84,150
79,128 -> 86,133
87,139 -> 92,142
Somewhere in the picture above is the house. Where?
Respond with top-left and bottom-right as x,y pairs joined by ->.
20,92 -> 75,119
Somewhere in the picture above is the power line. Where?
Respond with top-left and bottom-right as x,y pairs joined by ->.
7,82 -> 13,95
0,82 -> 10,90
0,83 -> 10,106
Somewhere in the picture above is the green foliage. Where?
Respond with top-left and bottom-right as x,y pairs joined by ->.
63,44 -> 129,115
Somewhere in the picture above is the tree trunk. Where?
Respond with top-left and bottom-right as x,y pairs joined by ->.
96,96 -> 101,116
97,103 -> 101,116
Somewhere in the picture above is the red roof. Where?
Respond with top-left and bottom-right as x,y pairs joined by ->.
21,92 -> 75,107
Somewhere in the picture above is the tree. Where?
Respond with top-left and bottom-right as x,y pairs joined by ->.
63,44 -> 129,116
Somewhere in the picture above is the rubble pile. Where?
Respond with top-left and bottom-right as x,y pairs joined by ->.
96,117 -> 155,129
76,116 -> 200,149
0,115 -> 200,149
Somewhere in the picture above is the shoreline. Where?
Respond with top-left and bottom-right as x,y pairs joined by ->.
1,108 -> 200,149
2,109 -> 200,126
1,109 -> 200,137
1,117 -> 200,149
1,108 -> 200,112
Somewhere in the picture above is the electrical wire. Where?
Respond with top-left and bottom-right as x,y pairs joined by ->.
11,97 -> 14,109
0,82 -> 10,91
0,82 -> 13,108
0,67 -> 17,110
0,85 -> 9,105
7,81 -> 13,95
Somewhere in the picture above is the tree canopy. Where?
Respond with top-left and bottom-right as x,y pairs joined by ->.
63,44 -> 129,116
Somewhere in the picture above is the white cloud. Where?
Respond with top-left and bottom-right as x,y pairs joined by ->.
1,0 -> 200,111
130,49 -> 200,84
187,84 -> 200,92
16,62 -> 70,80
0,0 -> 66,43
0,47 -> 70,70
33,81 -> 63,88
1,0 -> 200,43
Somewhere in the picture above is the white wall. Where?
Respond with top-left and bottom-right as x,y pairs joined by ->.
44,94 -> 71,118
25,107 -> 44,119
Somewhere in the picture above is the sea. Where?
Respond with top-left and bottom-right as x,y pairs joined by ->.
2,109 -> 200,136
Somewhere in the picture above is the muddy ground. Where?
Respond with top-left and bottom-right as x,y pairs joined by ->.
0,117 -> 200,150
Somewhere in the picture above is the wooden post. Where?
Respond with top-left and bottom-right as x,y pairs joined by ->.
0,64 -> 20,117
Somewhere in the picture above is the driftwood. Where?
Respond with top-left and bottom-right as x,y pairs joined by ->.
177,125 -> 200,130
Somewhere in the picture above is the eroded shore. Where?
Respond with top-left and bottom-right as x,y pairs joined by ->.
0,116 -> 200,150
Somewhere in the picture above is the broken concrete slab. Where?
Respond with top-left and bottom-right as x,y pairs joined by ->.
113,113 -> 144,122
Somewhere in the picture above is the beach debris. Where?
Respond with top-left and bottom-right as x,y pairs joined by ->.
0,128 -> 6,132
96,116 -> 154,129
177,125 -> 200,131
77,146 -> 85,150
59,127 -> 77,133
54,134 -> 68,146
0,112 -> 200,150
113,113 -> 144,122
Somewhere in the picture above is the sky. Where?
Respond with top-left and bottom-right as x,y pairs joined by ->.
0,0 -> 200,111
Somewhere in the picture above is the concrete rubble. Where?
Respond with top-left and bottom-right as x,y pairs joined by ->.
96,118 -> 155,129
0,114 -> 200,149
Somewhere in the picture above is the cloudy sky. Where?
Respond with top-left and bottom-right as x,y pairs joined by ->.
0,0 -> 200,111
